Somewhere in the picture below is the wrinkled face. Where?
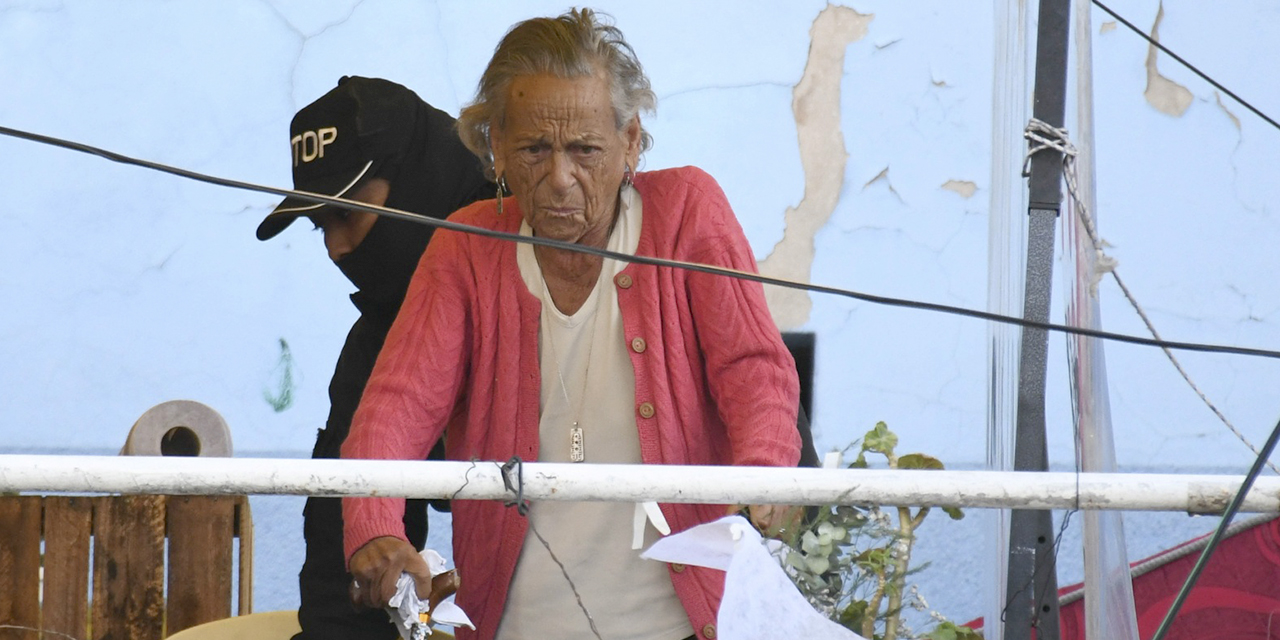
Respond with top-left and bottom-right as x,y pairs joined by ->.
490,72 -> 641,247
307,177 -> 389,262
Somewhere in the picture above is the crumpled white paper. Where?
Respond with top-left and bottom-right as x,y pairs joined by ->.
641,515 -> 869,640
387,548 -> 475,640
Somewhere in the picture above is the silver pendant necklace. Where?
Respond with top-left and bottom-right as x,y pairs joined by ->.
542,291 -> 600,463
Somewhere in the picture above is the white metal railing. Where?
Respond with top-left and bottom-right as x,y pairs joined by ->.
1,455 -> 1277,513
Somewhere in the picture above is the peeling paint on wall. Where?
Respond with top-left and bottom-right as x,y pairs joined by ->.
1144,3 -> 1193,117
758,5 -> 872,330
941,179 -> 977,199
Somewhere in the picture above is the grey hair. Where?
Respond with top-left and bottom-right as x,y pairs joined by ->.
457,8 -> 656,178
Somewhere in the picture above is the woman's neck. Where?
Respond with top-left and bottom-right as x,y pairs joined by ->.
534,197 -> 622,315
535,246 -> 603,315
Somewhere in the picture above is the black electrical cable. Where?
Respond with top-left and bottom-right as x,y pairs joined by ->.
1092,0 -> 1280,133
1149,412 -> 1280,640
4,122 -> 1280,363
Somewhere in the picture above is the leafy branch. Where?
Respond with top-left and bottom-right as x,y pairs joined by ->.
777,421 -> 977,640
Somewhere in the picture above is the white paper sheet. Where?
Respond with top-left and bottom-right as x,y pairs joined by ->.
642,516 -> 868,640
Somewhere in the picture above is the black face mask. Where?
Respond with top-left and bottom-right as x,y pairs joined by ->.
335,212 -> 434,317
333,96 -> 492,318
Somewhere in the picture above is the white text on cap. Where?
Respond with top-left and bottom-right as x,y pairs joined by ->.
292,127 -> 338,167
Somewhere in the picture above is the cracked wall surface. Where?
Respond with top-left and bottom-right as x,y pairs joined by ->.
3,0 -> 1280,620
759,6 -> 871,330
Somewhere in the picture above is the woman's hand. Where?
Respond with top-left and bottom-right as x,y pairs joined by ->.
348,536 -> 435,609
727,503 -> 803,538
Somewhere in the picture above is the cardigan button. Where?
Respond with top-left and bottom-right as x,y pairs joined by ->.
637,402 -> 655,419
702,623 -> 717,639
630,337 -> 647,353
615,273 -> 633,289
670,562 -> 685,573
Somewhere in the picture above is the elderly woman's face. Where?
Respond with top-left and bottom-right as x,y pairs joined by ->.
491,72 -> 640,247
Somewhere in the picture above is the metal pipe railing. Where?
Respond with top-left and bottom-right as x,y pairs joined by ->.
1,455 -> 1277,513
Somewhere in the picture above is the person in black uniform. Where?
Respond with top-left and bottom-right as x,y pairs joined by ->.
257,76 -> 491,640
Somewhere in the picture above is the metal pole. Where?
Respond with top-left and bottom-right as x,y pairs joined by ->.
1005,0 -> 1072,637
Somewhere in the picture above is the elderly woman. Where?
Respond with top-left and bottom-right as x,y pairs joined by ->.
342,9 -> 800,640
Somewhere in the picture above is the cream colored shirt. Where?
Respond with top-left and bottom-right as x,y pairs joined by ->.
498,188 -> 693,640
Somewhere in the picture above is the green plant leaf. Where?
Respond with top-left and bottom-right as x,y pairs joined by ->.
804,554 -> 831,574
817,520 -> 849,543
801,530 -> 823,555
927,622 -> 982,640
862,421 -> 898,455
850,452 -> 869,468
942,506 -> 965,520
897,453 -> 944,470
838,600 -> 869,630
786,550 -> 808,572
855,547 -> 890,572
925,625 -> 958,640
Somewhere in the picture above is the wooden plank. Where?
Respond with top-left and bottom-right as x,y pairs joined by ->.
0,496 -> 42,639
92,495 -> 165,640
165,495 -> 235,634
236,496 -> 254,616
42,496 -> 93,639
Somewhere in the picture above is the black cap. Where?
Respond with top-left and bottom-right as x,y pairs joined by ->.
257,76 -> 420,241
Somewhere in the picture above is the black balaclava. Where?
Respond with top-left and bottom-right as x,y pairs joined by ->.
336,98 -> 491,321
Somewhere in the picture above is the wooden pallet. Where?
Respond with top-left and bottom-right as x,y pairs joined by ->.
0,495 -> 253,640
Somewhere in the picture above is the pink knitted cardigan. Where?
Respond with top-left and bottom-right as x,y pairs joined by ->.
343,166 -> 800,640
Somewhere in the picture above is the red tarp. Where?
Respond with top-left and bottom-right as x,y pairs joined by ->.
966,515 -> 1280,639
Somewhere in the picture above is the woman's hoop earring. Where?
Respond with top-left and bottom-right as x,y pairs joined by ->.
496,174 -> 507,215
622,163 -> 633,188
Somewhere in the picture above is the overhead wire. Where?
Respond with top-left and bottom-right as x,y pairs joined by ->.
1091,0 -> 1280,134
3,123 -> 1279,365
